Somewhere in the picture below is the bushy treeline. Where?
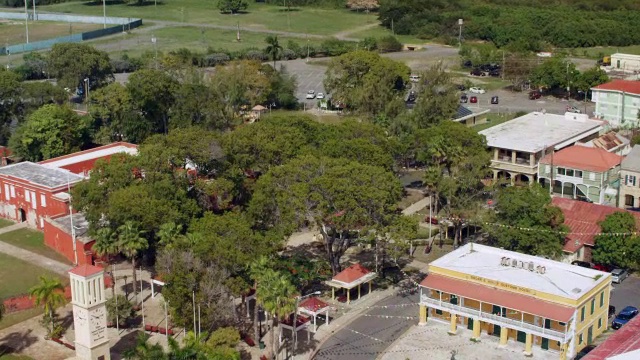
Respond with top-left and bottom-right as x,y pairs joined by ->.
379,0 -> 640,49
2,0 -> 74,6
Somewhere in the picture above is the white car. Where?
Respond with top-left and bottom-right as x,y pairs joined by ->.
469,87 -> 486,94
306,90 -> 316,99
317,92 -> 324,99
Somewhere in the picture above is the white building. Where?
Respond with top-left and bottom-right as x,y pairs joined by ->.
610,53 -> 640,73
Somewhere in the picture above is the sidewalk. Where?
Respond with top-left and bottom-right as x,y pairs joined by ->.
0,222 -> 72,276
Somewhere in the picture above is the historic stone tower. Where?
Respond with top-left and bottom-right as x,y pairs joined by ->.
69,264 -> 110,360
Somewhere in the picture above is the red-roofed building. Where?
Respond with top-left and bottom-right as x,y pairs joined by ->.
326,263 -> 377,304
538,145 -> 622,205
591,79 -> 640,127
582,315 -> 640,360
552,198 -> 640,263
38,142 -> 138,176
298,297 -> 330,332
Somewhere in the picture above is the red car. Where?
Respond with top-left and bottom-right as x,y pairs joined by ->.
529,91 -> 542,100
594,264 -> 612,272
470,96 -> 478,103
425,216 -> 439,225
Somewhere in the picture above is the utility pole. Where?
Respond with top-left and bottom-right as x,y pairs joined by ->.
391,18 -> 394,35
192,290 -> 196,335
458,19 -> 463,48
502,50 -> 505,80
24,0 -> 29,44
103,0 -> 106,29
152,35 -> 157,70
140,267 -> 145,330
236,21 -> 240,42
32,0 -> 36,21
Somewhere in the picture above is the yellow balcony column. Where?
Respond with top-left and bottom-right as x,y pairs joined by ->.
347,288 -> 350,304
523,333 -> 533,357
448,314 -> 457,335
499,326 -> 508,346
419,305 -> 427,326
559,342 -> 568,360
472,319 -> 481,340
358,284 -> 361,300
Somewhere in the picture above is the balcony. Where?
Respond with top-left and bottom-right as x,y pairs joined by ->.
421,296 -> 566,342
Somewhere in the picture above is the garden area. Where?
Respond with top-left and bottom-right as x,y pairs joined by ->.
0,229 -> 71,265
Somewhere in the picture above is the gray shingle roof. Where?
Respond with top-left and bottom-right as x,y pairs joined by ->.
622,146 -> 640,172
0,162 -> 84,188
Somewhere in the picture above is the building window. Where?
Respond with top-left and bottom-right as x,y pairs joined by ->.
545,165 -> 550,173
591,299 -> 595,315
600,292 -> 604,307
598,318 -> 602,329
566,169 -> 574,177
575,170 -> 583,178
579,334 -> 583,344
626,175 -> 637,186
3,185 -> 8,201
436,309 -> 443,315
589,173 -> 596,181
10,185 -> 15,198
558,168 -> 566,175
626,195 -> 635,207
25,190 -> 30,203
581,307 -> 585,322
40,194 -> 47,207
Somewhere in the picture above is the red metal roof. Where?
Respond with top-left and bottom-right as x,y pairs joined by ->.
582,315 -> 640,360
539,145 -> 622,172
299,297 -> 329,313
68,264 -> 104,277
592,80 -> 640,95
552,198 -> 640,253
333,263 -> 371,284
38,142 -> 138,165
420,274 -> 574,322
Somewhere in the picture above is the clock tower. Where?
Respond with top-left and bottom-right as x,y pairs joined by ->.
69,265 -> 110,360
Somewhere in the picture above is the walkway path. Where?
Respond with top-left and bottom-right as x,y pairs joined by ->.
401,197 -> 430,216
0,222 -> 73,276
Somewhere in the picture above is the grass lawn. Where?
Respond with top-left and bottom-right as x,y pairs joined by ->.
472,113 -> 517,132
0,355 -> 35,360
0,20 -> 103,45
94,25 -> 329,58
0,229 -> 71,265
0,252 -> 67,299
347,25 -> 427,44
0,219 -> 13,229
38,1 -> 377,36
568,45 -> 640,59
0,307 -> 42,332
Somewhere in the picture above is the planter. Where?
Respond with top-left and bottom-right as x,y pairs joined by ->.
144,324 -> 152,332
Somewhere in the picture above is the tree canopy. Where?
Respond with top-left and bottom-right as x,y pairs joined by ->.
592,212 -> 640,270
47,43 -> 113,90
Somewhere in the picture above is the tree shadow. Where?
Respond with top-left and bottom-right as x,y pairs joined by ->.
127,1 -> 167,7
275,8 -> 302,13
110,329 -> 142,360
82,0 -> 129,6
58,311 -> 74,332
0,329 -> 38,353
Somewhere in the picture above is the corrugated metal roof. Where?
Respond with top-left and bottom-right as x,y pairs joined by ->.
582,315 -> 640,360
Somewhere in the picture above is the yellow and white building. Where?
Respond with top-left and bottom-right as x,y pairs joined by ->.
418,243 -> 611,359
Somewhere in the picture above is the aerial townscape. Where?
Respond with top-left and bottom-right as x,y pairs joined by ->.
2,0 -> 640,360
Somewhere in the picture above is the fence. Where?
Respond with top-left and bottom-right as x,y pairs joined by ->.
0,11 -> 142,55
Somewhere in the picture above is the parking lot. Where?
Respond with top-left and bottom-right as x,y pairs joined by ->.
609,274 -> 640,316
462,89 -> 596,115
282,59 -> 328,108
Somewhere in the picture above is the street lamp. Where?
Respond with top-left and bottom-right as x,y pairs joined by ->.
458,18 -> 463,47
103,0 -> 107,29
292,290 -> 321,356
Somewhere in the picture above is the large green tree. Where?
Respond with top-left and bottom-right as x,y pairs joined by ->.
117,221 -> 148,299
249,155 -> 403,274
487,184 -> 567,257
126,69 -> 179,136
574,67 -> 609,98
9,104 -> 90,161
211,60 -> 271,111
47,43 -> 113,90
257,269 -> 296,360
218,0 -> 248,14
529,56 -> 579,92
265,35 -> 283,69
90,82 -> 147,144
592,212 -> 640,270
0,69 -> 23,144
324,50 -> 410,116
410,63 -> 459,128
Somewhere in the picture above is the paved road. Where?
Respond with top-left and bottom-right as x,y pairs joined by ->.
313,291 -> 419,360
464,89 -> 596,116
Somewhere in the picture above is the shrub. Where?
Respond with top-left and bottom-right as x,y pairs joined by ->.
244,50 -> 268,61
287,40 -> 303,57
318,38 -> 356,57
203,53 -> 231,66
281,49 -> 297,60
377,35 -> 403,53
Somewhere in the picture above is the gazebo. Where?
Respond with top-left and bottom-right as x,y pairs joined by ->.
279,313 -> 311,344
325,263 -> 377,304
251,105 -> 267,119
298,297 -> 330,332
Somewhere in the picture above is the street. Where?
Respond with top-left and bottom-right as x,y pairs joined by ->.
313,291 -> 419,360
609,275 -> 640,317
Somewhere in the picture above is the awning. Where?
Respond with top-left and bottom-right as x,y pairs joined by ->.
420,274 -> 574,323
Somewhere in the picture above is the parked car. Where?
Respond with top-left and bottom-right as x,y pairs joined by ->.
316,92 -> 324,99
407,180 -> 424,188
469,87 -> 486,94
609,305 -> 616,318
460,94 -> 468,103
566,105 -> 581,113
489,70 -> 501,77
491,96 -> 499,104
306,90 -> 316,99
528,91 -> 542,100
470,68 -> 484,76
571,260 -> 592,269
611,268 -> 629,284
594,264 -> 612,272
575,345 -> 597,360
612,306 -> 639,329
425,216 -> 438,225
462,60 -> 473,68
470,96 -> 478,103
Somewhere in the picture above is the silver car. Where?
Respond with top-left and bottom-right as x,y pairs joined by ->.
611,268 -> 629,284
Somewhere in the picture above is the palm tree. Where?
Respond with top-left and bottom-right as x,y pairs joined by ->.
117,221 -> 148,300
249,256 -> 271,344
265,35 -> 283,69
29,276 -> 66,336
157,222 -> 183,249
123,332 -> 166,360
92,227 -> 118,297
257,269 -> 296,360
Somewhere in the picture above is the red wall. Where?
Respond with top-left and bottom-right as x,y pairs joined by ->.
0,178 -> 71,229
43,219 -> 94,265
